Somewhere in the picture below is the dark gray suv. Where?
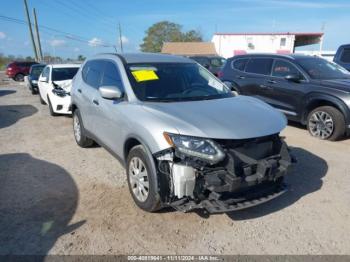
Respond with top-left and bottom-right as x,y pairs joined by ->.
221,54 -> 350,141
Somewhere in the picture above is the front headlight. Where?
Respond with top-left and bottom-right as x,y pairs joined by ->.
163,133 -> 225,164
52,88 -> 69,97
32,80 -> 38,84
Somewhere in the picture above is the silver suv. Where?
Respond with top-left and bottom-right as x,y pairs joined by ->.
71,53 -> 293,213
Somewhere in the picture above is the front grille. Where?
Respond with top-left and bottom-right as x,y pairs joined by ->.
215,134 -> 281,161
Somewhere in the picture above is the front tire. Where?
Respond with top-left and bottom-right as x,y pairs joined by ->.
307,106 -> 345,141
126,145 -> 161,212
72,109 -> 94,147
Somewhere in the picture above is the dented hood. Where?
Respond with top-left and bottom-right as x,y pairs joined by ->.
143,96 -> 287,139
53,79 -> 73,92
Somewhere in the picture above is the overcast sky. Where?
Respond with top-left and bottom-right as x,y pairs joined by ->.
1,0 -> 350,58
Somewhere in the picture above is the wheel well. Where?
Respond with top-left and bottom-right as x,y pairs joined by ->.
124,138 -> 141,160
304,100 -> 343,123
71,104 -> 77,113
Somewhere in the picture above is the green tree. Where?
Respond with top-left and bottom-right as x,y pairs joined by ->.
140,21 -> 202,52
77,55 -> 86,61
182,30 -> 202,42
25,56 -> 34,61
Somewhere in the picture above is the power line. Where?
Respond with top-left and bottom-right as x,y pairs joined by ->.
0,14 -> 114,48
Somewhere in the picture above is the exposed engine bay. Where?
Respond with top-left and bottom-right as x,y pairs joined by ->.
155,134 -> 293,213
52,81 -> 71,97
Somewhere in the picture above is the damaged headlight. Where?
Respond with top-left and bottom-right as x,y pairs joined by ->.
52,87 -> 70,97
163,133 -> 225,164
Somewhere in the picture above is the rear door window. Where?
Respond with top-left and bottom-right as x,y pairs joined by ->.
232,58 -> 248,71
245,58 -> 273,75
340,48 -> 350,63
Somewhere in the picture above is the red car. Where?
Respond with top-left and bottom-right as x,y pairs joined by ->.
6,61 -> 39,81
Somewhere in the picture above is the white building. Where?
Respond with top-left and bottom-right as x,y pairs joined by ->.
212,32 -> 324,58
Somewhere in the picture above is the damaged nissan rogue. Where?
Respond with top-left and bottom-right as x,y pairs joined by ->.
71,53 -> 293,213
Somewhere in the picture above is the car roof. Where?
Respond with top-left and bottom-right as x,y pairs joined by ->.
49,64 -> 81,68
189,55 -> 224,58
230,53 -> 313,60
31,63 -> 46,67
338,44 -> 350,49
94,52 -> 195,64
11,61 -> 37,64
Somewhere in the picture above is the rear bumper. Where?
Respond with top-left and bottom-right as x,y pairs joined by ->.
6,71 -> 16,78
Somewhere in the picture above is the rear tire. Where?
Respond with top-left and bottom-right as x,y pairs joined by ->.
307,106 -> 345,141
73,109 -> 94,147
14,73 -> 24,82
126,145 -> 161,212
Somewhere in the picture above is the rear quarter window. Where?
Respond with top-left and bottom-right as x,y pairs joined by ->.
340,48 -> 350,63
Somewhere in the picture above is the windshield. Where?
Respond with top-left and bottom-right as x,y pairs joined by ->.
297,58 -> 350,80
30,66 -> 45,78
126,63 -> 232,102
210,57 -> 226,67
52,67 -> 79,81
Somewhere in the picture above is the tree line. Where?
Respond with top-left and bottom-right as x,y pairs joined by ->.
0,53 -> 86,70
140,21 -> 203,52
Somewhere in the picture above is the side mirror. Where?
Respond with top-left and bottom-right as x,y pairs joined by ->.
40,76 -> 48,83
285,74 -> 301,83
99,85 -> 123,100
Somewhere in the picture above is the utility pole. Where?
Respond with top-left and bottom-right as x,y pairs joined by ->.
23,0 -> 38,61
118,22 -> 123,53
319,22 -> 326,55
33,8 -> 43,61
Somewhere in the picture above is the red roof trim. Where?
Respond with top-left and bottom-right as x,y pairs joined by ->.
215,32 -> 323,36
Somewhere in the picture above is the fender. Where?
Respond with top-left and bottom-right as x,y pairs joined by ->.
123,134 -> 163,203
302,92 -> 350,124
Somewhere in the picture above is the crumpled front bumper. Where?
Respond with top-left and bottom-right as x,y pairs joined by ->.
171,182 -> 287,213
161,134 -> 293,213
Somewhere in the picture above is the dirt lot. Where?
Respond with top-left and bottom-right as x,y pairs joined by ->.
0,71 -> 350,255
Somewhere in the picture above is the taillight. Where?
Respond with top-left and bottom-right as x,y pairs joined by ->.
217,70 -> 223,79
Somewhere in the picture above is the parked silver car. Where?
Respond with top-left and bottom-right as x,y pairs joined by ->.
71,53 -> 293,213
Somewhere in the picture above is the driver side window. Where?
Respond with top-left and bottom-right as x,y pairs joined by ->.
272,59 -> 304,79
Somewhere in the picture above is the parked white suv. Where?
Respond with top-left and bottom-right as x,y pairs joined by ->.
38,64 -> 80,115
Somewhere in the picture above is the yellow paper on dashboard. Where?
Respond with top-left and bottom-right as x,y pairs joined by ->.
132,70 -> 159,82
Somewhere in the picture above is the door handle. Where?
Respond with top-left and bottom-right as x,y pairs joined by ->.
237,76 -> 245,79
92,99 -> 99,105
267,79 -> 277,84
78,89 -> 82,93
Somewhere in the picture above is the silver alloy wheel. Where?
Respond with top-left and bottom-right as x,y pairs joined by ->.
308,111 -> 334,139
73,114 -> 81,142
129,157 -> 149,202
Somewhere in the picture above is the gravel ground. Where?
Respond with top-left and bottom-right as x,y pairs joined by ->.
0,73 -> 350,255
